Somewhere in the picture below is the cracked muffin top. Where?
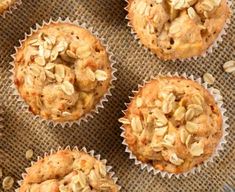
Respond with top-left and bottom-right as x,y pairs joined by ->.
119,76 -> 222,174
19,149 -> 119,192
127,0 -> 230,60
0,0 -> 16,13
14,23 -> 112,122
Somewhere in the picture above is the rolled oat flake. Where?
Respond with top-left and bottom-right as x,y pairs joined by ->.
223,60 -> 235,73
25,149 -> 34,159
203,72 -> 215,85
2,176 -> 14,190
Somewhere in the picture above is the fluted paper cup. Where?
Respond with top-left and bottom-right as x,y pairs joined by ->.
0,0 -> 22,18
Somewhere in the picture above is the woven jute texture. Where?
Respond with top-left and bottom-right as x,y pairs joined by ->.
0,0 -> 234,191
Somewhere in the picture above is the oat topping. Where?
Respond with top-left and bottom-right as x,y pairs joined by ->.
19,150 -> 119,192
189,140 -> 204,156
118,117 -> 130,124
128,0 -> 230,59
14,23 -> 112,122
121,76 -> 222,173
169,153 -> 184,166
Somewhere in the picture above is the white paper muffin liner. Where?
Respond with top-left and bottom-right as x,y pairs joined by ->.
15,146 -> 121,191
0,0 -> 22,18
120,72 -> 229,178
9,17 -> 117,127
124,0 -> 232,61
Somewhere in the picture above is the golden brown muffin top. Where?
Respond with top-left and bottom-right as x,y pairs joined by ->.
128,0 -> 230,60
14,23 -> 112,122
120,76 -> 222,174
19,150 -> 119,192
0,0 -> 16,13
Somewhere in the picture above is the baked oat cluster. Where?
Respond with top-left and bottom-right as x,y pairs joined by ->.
0,0 -> 16,13
14,23 -> 112,122
128,0 -> 230,60
19,150 -> 119,192
120,76 -> 222,173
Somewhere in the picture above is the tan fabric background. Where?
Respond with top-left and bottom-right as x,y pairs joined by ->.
0,0 -> 234,191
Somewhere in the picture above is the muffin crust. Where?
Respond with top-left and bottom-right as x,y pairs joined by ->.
120,76 -> 222,174
127,0 -> 230,60
14,23 -> 112,122
0,0 -> 16,14
19,150 -> 119,192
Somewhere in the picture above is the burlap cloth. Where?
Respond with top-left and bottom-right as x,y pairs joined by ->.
0,0 -> 234,191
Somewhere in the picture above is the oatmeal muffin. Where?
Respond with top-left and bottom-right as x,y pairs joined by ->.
0,0 -> 16,13
127,0 -> 230,60
19,149 -> 119,192
14,22 -> 112,122
119,76 -> 222,174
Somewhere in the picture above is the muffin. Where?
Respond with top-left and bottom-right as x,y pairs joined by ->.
0,0 -> 16,14
119,76 -> 223,174
127,0 -> 230,60
14,22 -> 113,122
18,149 -> 119,192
